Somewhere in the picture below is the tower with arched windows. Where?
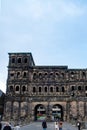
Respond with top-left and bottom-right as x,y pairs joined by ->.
2,52 -> 87,124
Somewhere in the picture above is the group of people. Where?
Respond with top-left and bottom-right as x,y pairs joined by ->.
0,122 -> 20,130
0,122 -> 13,130
55,121 -> 63,130
0,122 -> 12,130
42,119 -> 63,130
0,120 -> 81,130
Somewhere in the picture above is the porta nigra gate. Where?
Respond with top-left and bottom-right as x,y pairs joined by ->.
2,52 -> 87,124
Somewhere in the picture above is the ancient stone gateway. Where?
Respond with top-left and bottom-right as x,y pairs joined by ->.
2,52 -> 87,124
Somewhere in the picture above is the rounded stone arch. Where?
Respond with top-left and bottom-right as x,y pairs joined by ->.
52,104 -> 63,121
34,104 -> 46,121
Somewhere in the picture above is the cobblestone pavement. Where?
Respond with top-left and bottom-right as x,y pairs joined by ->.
20,122 -> 78,130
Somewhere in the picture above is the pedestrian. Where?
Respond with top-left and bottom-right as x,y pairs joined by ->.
77,121 -> 81,130
42,119 -> 47,130
59,120 -> 63,130
3,122 -> 12,130
14,124 -> 20,130
55,121 -> 59,130
0,122 -> 2,130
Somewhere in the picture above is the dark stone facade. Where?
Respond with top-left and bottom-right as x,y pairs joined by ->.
0,90 -> 5,120
3,52 -> 87,124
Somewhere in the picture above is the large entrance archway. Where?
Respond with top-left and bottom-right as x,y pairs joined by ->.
34,104 -> 46,121
52,104 -> 63,121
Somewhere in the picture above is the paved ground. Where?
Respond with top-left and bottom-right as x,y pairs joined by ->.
20,122 -> 78,130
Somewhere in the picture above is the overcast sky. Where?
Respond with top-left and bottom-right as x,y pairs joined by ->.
0,0 -> 87,93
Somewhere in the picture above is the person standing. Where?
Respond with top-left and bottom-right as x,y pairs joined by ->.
77,121 -> 81,130
0,122 -> 2,130
42,119 -> 47,130
3,122 -> 12,130
55,121 -> 59,130
15,124 -> 20,130
59,120 -> 63,130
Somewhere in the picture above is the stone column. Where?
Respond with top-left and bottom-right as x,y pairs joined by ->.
77,101 -> 79,120
66,101 -> 70,121
84,102 -> 87,121
18,101 -> 21,121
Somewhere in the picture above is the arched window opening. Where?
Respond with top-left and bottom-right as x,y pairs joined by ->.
71,86 -> 75,91
82,71 -> 86,78
50,73 -> 53,78
44,73 -> 47,76
61,73 -> 64,78
85,86 -> 87,90
24,58 -> 27,63
39,73 -> 42,79
23,72 -> 27,77
50,87 -> 53,92
50,73 -> 53,75
45,87 -> 47,92
56,87 -> 59,92
10,73 -> 14,78
12,58 -> 15,63
44,73 -> 48,79
17,58 -> 21,63
55,73 -> 59,80
39,87 -> 41,92
55,73 -> 59,77
33,73 -> 37,80
22,86 -> 26,92
71,71 -> 74,78
78,86 -> 81,91
16,86 -> 19,91
17,72 -> 20,78
33,87 -> 36,93
62,87 -> 65,92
